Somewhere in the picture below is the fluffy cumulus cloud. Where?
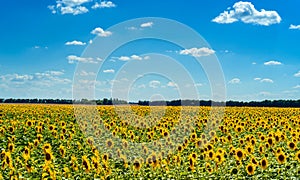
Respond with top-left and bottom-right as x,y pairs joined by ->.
179,47 -> 215,57
117,55 -> 150,61
92,1 -> 116,9
228,78 -> 241,84
65,40 -> 86,46
48,0 -> 116,15
254,78 -> 273,83
140,22 -> 154,28
0,70 -> 71,86
149,80 -> 161,88
294,71 -> 300,77
103,69 -> 115,73
289,24 -> 300,30
212,1 -> 281,26
91,27 -> 112,37
67,55 -> 102,64
264,60 -> 282,66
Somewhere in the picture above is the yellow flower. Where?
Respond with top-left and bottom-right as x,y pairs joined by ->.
82,155 -> 91,173
276,152 -> 286,164
246,163 -> 256,175
260,157 -> 268,170
133,158 -> 142,171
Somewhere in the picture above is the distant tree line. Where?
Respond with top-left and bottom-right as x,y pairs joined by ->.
0,98 -> 300,107
138,99 -> 300,107
0,98 -> 127,105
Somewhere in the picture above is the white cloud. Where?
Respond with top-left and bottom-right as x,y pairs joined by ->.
254,77 -> 273,83
294,71 -> 300,77
228,78 -> 241,84
117,55 -> 149,61
92,1 -> 116,9
167,81 -> 177,87
0,70 -> 70,87
91,27 -> 112,37
140,22 -> 153,28
149,80 -> 161,88
293,85 -> 300,89
212,1 -> 281,26
60,6 -> 88,15
264,60 -> 282,65
252,62 -> 257,65
131,55 -> 143,60
89,39 -> 93,44
195,83 -> 203,87
65,40 -> 86,46
260,78 -> 273,83
103,69 -> 115,73
254,77 -> 261,81
67,55 -> 101,64
179,47 -> 215,57
118,56 -> 131,61
48,0 -> 116,15
48,5 -> 57,14
289,24 -> 300,30
78,70 -> 96,76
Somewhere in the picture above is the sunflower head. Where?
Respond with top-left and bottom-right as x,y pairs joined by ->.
277,153 -> 286,164
260,157 -> 268,170
246,163 -> 256,175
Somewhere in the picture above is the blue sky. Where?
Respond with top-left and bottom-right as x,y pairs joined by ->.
0,0 -> 300,101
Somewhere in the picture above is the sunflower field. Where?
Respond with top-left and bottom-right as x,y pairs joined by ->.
0,104 -> 300,179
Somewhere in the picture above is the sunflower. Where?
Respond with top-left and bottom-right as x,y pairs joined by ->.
22,146 -> 30,162
59,145 -> 65,158
288,141 -> 296,151
260,157 -> 268,170
26,120 -> 33,127
207,150 -> 215,160
7,143 -> 14,153
133,158 -> 142,171
195,139 -> 203,148
59,134 -> 65,140
8,126 -> 14,133
214,152 -> 225,164
4,151 -> 13,169
246,163 -> 256,175
259,145 -> 264,154
267,137 -> 274,147
82,155 -> 91,173
44,150 -> 54,164
43,143 -> 52,153
276,152 -> 286,164
245,144 -> 254,154
106,139 -> 114,149
235,148 -> 244,161
33,139 -> 39,147
205,162 -> 213,174
295,151 -> 300,162
102,153 -> 109,162
91,156 -> 100,173
177,144 -> 183,153
37,134 -> 43,142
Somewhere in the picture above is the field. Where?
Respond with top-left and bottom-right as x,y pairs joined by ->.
0,104 -> 299,179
